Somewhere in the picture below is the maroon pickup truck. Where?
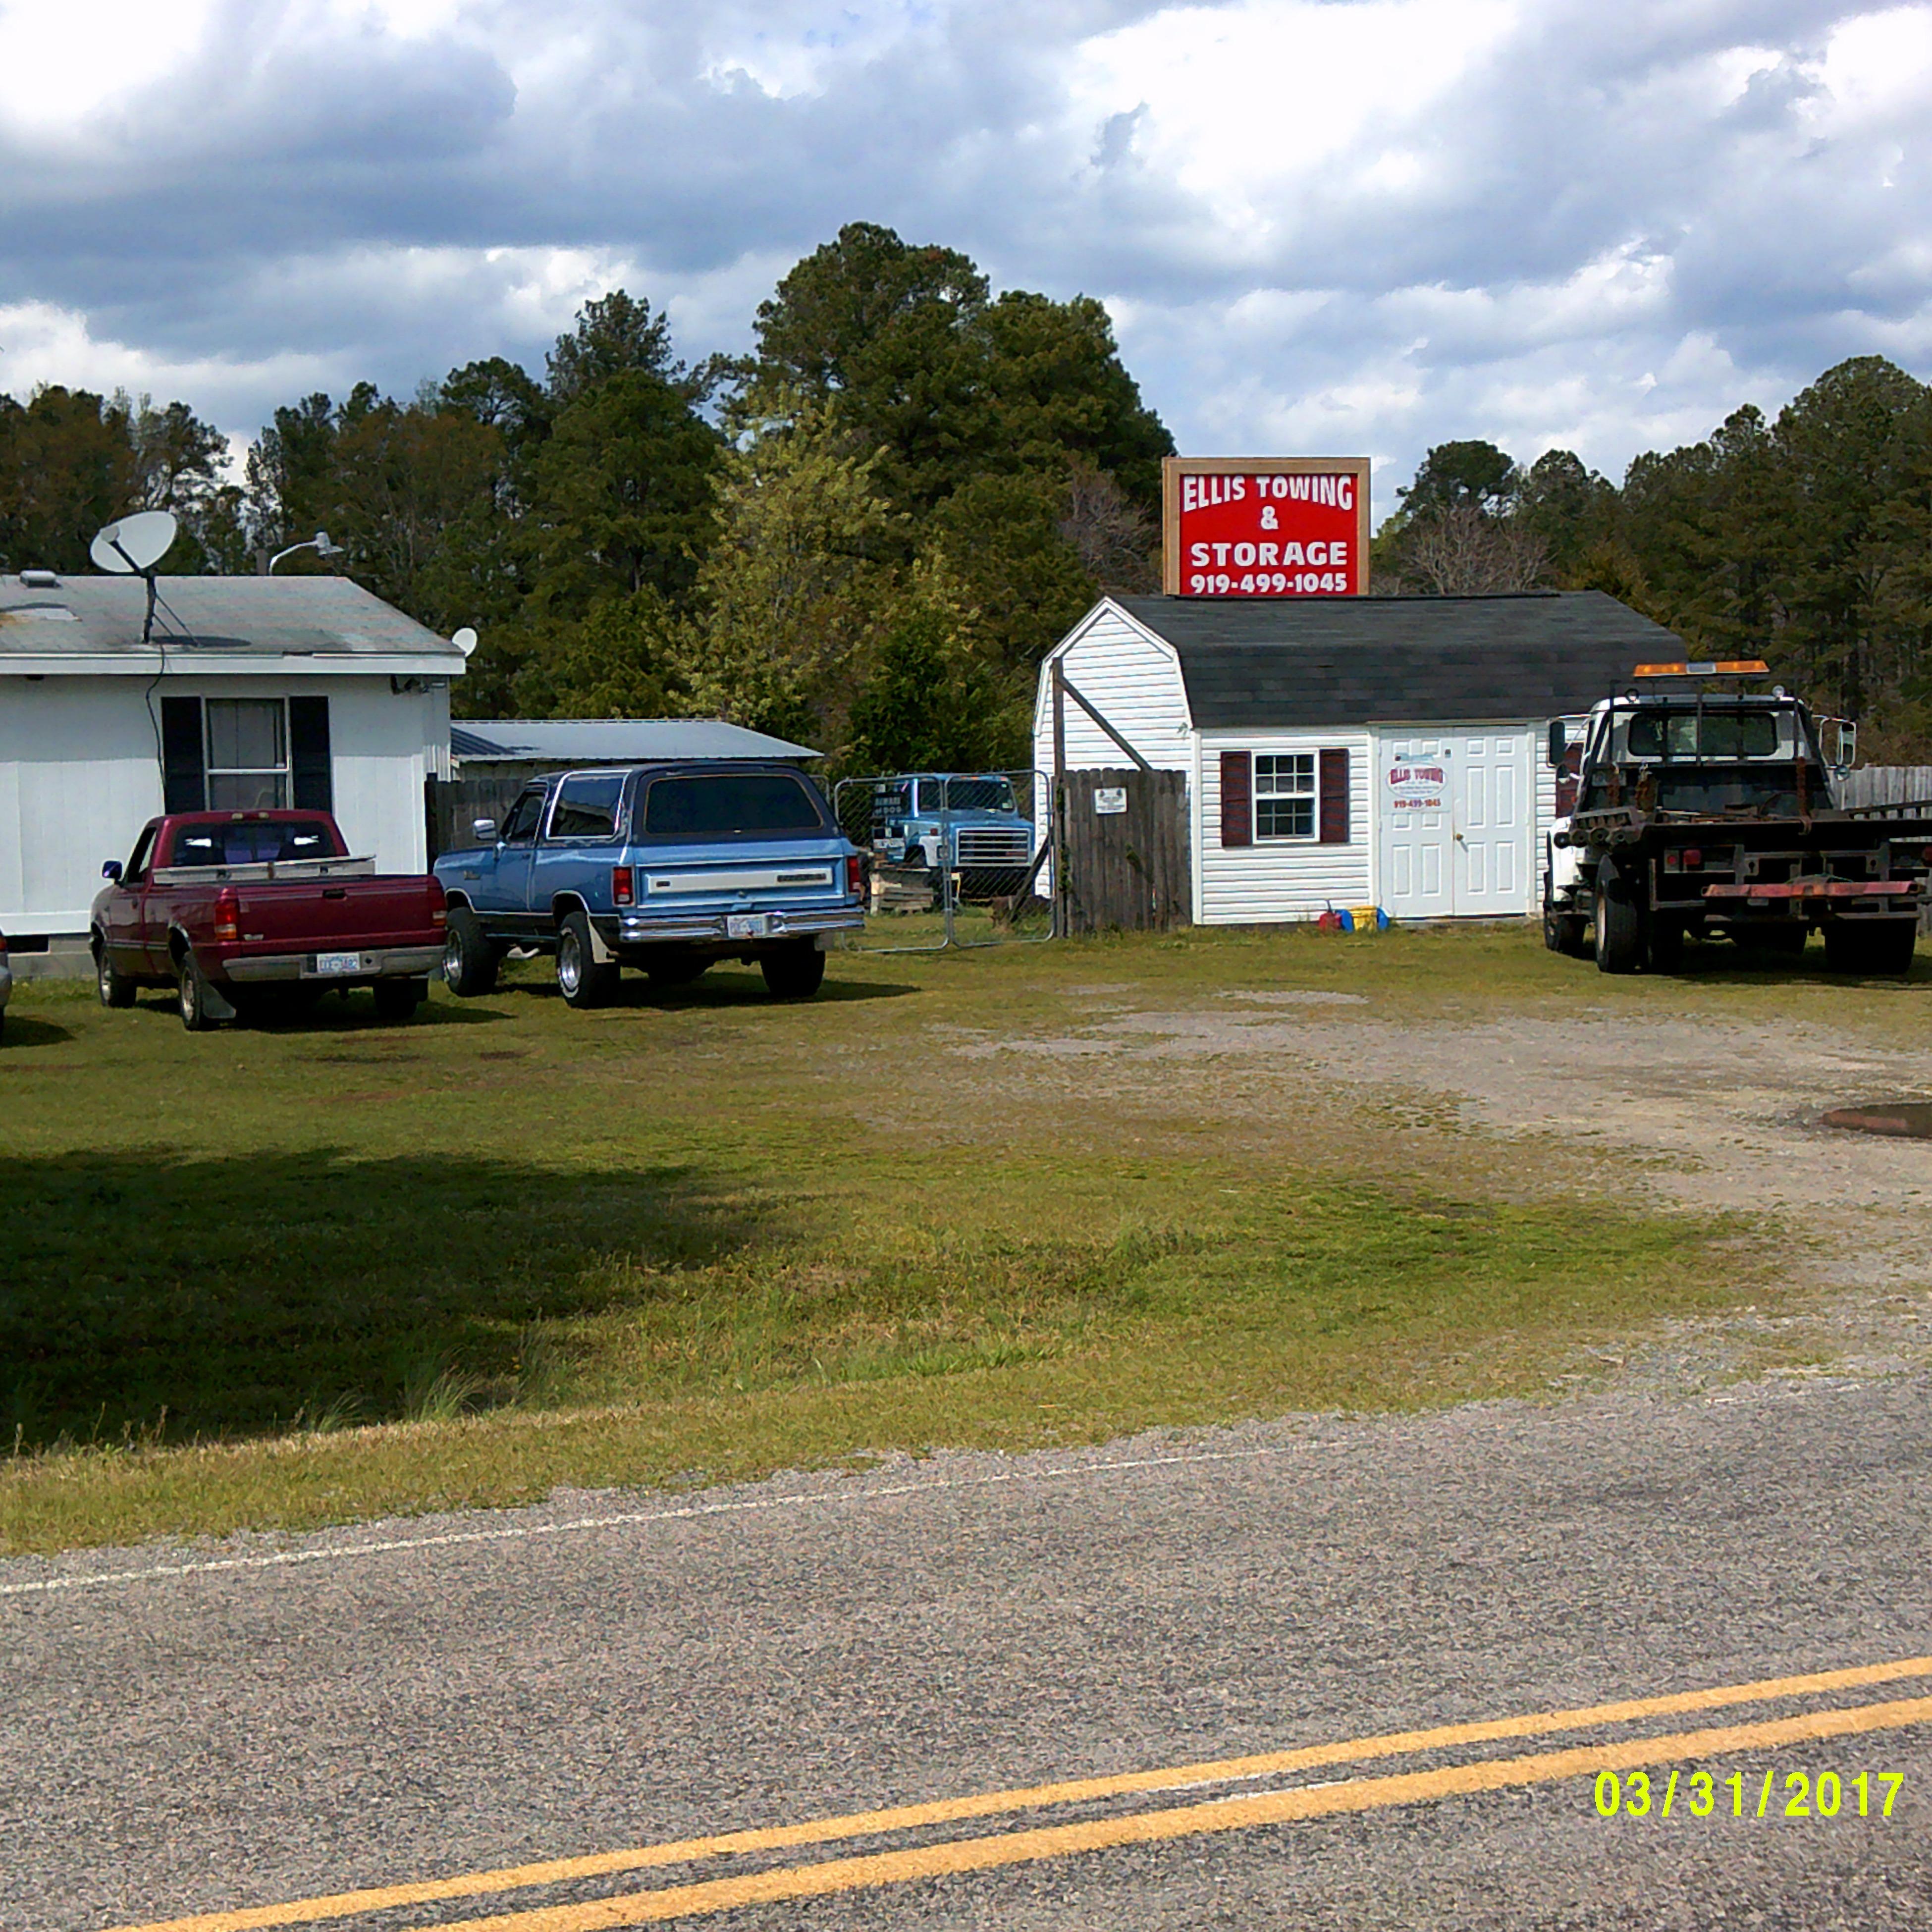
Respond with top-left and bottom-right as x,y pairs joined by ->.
90,810 -> 446,1030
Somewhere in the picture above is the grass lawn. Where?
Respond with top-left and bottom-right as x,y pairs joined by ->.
2,918 -> 1860,1555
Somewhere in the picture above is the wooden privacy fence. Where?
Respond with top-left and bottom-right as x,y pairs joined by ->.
1057,767 -> 1189,935
425,775 -> 529,859
1838,766 -> 1932,811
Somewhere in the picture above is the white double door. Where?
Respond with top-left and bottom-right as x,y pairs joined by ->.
1376,729 -> 1533,919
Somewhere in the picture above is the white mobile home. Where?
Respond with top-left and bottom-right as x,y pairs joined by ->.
0,572 -> 463,970
1033,591 -> 1681,924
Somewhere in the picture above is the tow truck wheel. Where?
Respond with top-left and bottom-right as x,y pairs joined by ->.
1825,922 -> 1916,976
556,910 -> 619,1009
1544,909 -> 1589,957
1594,881 -> 1644,975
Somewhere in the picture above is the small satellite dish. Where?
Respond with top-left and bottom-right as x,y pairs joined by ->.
452,627 -> 479,658
90,510 -> 179,575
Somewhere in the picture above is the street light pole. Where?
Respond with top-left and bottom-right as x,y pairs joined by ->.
268,531 -> 341,573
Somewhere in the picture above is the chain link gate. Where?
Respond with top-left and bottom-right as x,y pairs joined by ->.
833,770 -> 1055,952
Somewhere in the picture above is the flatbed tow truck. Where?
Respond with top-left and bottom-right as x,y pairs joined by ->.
1544,659 -> 1931,975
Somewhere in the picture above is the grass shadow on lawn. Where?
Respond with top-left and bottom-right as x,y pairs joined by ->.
0,1013 -> 77,1050
1645,939 -> 1931,993
0,1148 -> 783,1450
483,968 -> 923,1011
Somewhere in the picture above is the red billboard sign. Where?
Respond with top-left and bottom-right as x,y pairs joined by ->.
1162,457 -> 1371,598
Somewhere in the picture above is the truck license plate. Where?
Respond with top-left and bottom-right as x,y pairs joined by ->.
315,951 -> 362,975
726,914 -> 770,939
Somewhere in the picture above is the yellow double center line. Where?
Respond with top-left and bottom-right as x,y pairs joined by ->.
110,1656 -> 1932,1932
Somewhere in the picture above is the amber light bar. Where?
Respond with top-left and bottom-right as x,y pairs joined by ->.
1633,659 -> 1771,678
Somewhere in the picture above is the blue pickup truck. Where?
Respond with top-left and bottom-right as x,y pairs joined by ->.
434,762 -> 865,1007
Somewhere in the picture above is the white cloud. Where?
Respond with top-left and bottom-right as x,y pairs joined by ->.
1069,0 -> 1519,248
0,0 -> 219,133
1,0 -> 1930,522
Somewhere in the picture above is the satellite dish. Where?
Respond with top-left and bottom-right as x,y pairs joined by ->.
452,627 -> 479,657
90,510 -> 179,575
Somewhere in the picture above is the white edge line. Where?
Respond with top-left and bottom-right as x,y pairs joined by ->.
0,1447 -> 1288,1599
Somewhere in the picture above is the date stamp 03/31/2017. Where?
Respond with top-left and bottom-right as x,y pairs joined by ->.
1595,1769 -> 1904,1821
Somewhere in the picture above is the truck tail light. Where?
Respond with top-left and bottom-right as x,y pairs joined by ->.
1663,851 -> 1680,872
213,887 -> 240,942
846,854 -> 863,895
612,865 -> 635,907
1682,847 -> 1702,870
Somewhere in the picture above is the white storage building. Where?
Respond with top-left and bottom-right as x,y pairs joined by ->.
1033,591 -> 1680,924
0,572 -> 463,970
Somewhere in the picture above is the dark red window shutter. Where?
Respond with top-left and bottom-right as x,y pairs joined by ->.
1319,749 -> 1350,844
1220,751 -> 1252,848
160,697 -> 205,813
290,697 -> 333,810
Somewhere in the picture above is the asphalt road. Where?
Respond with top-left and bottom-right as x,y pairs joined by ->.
4,1370 -> 1930,1932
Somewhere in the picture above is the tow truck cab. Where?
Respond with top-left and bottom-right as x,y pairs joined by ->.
1543,660 -> 1921,974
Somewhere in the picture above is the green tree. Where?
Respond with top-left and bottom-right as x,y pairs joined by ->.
539,588 -> 683,718
1397,439 -> 1519,515
923,471 -> 1096,673
1380,440 -> 1545,593
750,221 -> 1171,523
666,390 -> 900,745
1515,448 -> 1616,578
321,396 -> 508,624
245,391 -> 341,554
520,369 -> 720,616
974,291 -> 1172,513
0,387 -> 142,573
546,290 -> 680,405
846,594 -> 1015,774
1767,356 -> 1932,718
441,355 -> 551,453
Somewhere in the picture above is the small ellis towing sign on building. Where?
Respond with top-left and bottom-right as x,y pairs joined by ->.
1387,756 -> 1447,811
1162,456 -> 1371,598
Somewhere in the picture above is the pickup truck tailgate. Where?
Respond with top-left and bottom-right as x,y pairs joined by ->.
639,849 -> 848,909
222,877 -> 443,952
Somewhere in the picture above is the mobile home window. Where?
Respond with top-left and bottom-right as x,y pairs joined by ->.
1253,754 -> 1316,840
206,699 -> 288,810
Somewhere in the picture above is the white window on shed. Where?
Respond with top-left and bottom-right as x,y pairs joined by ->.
1254,753 -> 1316,840
206,698 -> 289,810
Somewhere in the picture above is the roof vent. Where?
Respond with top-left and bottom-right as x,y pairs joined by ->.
19,569 -> 59,588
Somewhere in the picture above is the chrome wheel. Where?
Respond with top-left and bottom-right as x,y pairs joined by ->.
557,929 -> 583,997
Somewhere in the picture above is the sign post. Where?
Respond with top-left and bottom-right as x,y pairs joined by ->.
1162,456 -> 1371,598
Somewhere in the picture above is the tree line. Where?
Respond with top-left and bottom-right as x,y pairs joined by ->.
6,231 -> 1932,760
0,223 -> 1172,773
1377,357 -> 1932,757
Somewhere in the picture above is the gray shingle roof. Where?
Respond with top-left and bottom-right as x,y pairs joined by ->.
449,719 -> 821,762
1113,591 -> 1681,729
0,572 -> 463,663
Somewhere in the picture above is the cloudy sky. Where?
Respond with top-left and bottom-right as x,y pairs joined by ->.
2,0 -> 1930,517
